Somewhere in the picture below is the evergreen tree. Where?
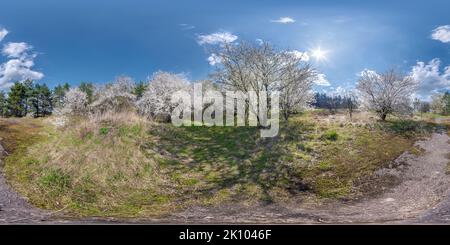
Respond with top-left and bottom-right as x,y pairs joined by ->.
53,82 -> 70,108
0,91 -> 7,117
7,82 -> 27,117
30,83 -> 53,117
23,79 -> 34,115
443,91 -> 450,115
133,81 -> 147,99
79,82 -> 94,104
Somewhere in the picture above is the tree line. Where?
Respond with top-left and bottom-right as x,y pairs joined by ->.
0,40 -> 449,121
0,80 -> 54,118
312,92 -> 358,112
430,92 -> 450,115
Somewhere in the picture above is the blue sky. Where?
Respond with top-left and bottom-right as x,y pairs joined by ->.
0,0 -> 449,98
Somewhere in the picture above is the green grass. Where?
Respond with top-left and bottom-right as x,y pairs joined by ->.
321,130 -> 338,141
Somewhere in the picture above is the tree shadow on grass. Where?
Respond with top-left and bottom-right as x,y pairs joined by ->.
145,122 -> 313,203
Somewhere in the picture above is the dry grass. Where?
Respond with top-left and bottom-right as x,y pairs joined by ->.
1,110 -> 438,218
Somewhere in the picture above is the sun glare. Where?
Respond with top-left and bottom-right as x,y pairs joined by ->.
311,47 -> 327,61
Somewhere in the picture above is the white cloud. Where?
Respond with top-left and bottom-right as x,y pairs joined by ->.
431,25 -> 450,43
327,86 -> 346,96
271,17 -> 295,24
0,39 -> 43,88
207,53 -> 222,66
314,73 -> 331,86
179,23 -> 195,30
197,32 -> 238,45
0,58 -> 44,89
0,28 -> 8,42
410,58 -> 450,99
255,38 -> 264,45
2,42 -> 31,58
0,58 -> 44,88
358,69 -> 380,78
286,50 -> 309,62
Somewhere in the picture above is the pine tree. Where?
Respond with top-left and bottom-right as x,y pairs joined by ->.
53,82 -> 70,108
133,81 -> 147,99
0,91 -> 7,117
79,82 -> 94,104
30,83 -> 53,117
443,91 -> 450,115
7,82 -> 27,117
23,79 -> 34,116
40,84 -> 53,116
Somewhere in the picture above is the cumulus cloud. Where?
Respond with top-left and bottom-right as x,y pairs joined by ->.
197,32 -> 238,45
0,28 -> 8,42
271,17 -> 295,24
410,58 -> 450,99
207,53 -> 222,66
286,50 -> 310,62
314,73 -> 331,86
431,25 -> 450,43
0,58 -> 44,88
2,42 -> 32,58
0,38 -> 43,88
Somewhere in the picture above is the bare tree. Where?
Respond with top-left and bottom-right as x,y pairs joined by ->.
356,69 -> 417,121
278,53 -> 316,120
212,41 -> 316,122
345,91 -> 358,121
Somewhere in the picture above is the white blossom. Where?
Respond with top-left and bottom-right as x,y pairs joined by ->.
357,69 -> 418,120
91,76 -> 136,113
137,71 -> 190,120
61,88 -> 88,115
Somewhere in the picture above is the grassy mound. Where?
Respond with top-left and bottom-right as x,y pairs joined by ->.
1,111 -> 435,218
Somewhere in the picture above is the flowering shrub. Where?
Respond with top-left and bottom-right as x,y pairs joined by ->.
90,76 -> 136,114
137,71 -> 190,121
61,87 -> 88,116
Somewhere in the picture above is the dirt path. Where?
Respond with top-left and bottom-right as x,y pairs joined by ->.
320,132 -> 450,223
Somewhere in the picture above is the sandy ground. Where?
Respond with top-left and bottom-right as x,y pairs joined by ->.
1,129 -> 450,224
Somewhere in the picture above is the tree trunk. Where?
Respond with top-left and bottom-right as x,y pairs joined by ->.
283,111 -> 289,121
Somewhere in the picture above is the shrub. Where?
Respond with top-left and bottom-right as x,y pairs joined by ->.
136,71 -> 190,121
99,127 -> 109,135
61,88 -> 89,116
322,130 -> 338,141
91,76 -> 137,114
39,169 -> 71,192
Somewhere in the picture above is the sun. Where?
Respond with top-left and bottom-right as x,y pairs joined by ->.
311,47 -> 327,61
